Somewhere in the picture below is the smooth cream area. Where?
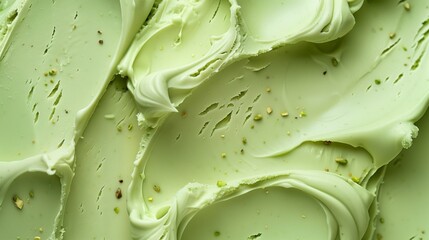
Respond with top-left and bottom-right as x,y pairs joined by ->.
128,0 -> 429,239
62,77 -> 143,240
181,187 -> 329,240
376,110 -> 429,239
119,0 -> 363,126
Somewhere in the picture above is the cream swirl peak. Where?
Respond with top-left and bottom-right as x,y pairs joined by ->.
118,0 -> 364,126
0,0 -> 428,240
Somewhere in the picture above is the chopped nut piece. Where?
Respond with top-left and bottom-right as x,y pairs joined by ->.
389,32 -> 396,39
266,107 -> 273,114
266,87 -> 271,93
403,2 -> 411,11
115,188 -> 122,199
153,185 -> 161,193
253,114 -> 263,121
114,207 -> 120,214
12,195 -> 24,210
242,137 -> 247,144
351,176 -> 360,183
335,157 -> 348,165
323,140 -> 332,145
216,180 -> 227,187
331,57 -> 339,66
48,69 -> 57,76
221,152 -> 227,158
281,112 -> 289,117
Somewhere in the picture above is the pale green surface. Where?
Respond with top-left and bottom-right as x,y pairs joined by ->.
0,172 -> 61,240
181,187 -> 329,240
376,111 -> 429,239
62,77 -> 143,240
0,0 -> 429,239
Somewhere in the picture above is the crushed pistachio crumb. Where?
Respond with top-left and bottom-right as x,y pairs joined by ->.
116,125 -> 122,132
153,185 -> 161,193
351,176 -> 360,183
128,124 -> 133,131
266,107 -> 273,114
374,79 -> 381,85
98,39 -> 104,45
335,157 -> 348,165
115,188 -> 122,199
242,137 -> 247,144
147,197 -> 153,202
214,231 -> 221,237
389,32 -> 396,39
220,134 -> 225,138
379,217 -> 385,224
34,237 -> 41,240
216,180 -> 227,187
39,227 -> 44,233
12,195 -> 24,210
48,69 -> 57,76
114,207 -> 120,214
253,114 -> 263,121
266,87 -> 271,93
403,1 -> 411,11
221,152 -> 227,158
299,111 -> 307,117
281,112 -> 289,117
29,191 -> 34,198
331,57 -> 339,67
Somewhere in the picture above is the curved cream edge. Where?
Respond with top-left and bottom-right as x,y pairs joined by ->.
238,0 -> 364,54
129,171 -> 374,240
118,0 -> 362,126
0,0 -> 155,238
0,145 -> 74,239
127,1 -> 429,239
119,0 -> 241,126
0,0 -> 28,57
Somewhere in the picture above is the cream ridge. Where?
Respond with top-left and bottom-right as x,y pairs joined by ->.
0,0 -> 429,240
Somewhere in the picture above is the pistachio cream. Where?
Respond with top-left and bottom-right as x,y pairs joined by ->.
0,0 -> 429,239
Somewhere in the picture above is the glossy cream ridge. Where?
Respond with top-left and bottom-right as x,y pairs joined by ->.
0,0 -> 428,239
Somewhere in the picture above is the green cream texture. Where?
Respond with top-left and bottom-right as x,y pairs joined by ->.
0,0 -> 429,240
